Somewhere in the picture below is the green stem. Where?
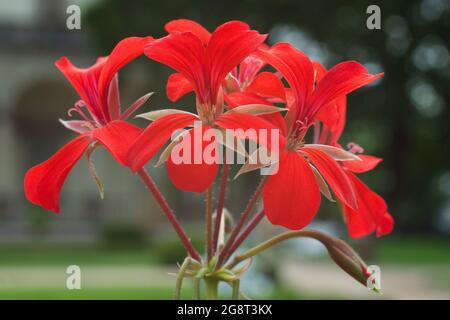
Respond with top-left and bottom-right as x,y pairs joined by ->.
193,278 -> 201,300
204,278 -> 219,300
175,257 -> 192,300
232,279 -> 240,300
226,230 -> 328,269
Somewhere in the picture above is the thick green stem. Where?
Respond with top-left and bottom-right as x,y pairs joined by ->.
232,279 -> 240,300
204,278 -> 219,300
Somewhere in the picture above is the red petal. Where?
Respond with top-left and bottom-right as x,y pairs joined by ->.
257,43 -> 314,123
166,73 -> 194,102
224,92 -> 287,135
93,120 -> 143,166
24,134 -> 92,213
313,60 -> 327,83
263,151 -> 321,230
145,32 -> 207,101
165,19 -> 211,44
205,21 -> 267,104
98,36 -> 153,117
245,71 -> 286,101
215,112 -> 286,152
343,154 -> 383,173
166,126 -> 219,192
55,57 -> 105,122
128,113 -> 198,171
376,212 -> 394,237
315,96 -> 347,140
238,55 -> 265,84
342,172 -> 391,238
307,61 -> 383,119
302,147 -> 358,210
146,21 -> 265,106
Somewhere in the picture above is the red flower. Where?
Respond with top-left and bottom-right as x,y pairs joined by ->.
24,37 -> 152,213
313,63 -> 394,237
163,19 -> 285,106
257,43 -> 383,230
127,21 -> 281,193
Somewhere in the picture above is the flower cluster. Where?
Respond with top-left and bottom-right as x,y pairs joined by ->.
24,20 -> 394,296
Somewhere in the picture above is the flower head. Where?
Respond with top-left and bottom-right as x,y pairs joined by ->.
24,37 -> 152,213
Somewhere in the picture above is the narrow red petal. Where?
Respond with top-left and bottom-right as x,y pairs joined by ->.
245,71 -> 286,101
165,19 -> 211,44
343,154 -> 383,173
24,134 -> 92,213
302,147 -> 358,210
257,43 -> 314,122
308,61 -> 383,119
128,113 -> 198,171
376,212 -> 394,237
166,126 -> 219,192
263,151 -> 321,230
206,21 -> 267,104
93,120 -> 143,166
55,57 -> 104,122
145,32 -> 206,101
342,172 -> 391,238
98,36 -> 153,115
166,73 -> 194,102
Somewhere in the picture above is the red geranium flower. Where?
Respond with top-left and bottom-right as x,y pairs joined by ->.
24,36 -> 153,213
256,43 -> 383,230
128,21 -> 282,192
314,62 -> 393,237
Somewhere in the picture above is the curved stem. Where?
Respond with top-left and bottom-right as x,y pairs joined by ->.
193,278 -> 201,300
137,169 -> 201,261
226,230 -> 327,269
212,163 -> 229,255
225,209 -> 265,262
175,257 -> 192,300
205,186 -> 213,261
216,176 -> 267,268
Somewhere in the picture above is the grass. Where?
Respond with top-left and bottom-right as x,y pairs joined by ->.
0,244 -> 157,266
376,235 -> 450,264
0,286 -> 336,300
0,235 -> 449,299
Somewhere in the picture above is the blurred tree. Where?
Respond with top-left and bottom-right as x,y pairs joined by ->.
85,0 -> 450,234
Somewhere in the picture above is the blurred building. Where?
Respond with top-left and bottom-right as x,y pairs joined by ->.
0,0 -> 167,242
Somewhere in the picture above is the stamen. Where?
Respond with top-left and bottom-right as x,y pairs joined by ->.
347,142 -> 364,154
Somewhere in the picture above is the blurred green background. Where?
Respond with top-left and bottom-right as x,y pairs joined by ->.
0,0 -> 449,299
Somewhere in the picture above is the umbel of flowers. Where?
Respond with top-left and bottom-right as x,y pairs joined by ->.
24,20 -> 394,299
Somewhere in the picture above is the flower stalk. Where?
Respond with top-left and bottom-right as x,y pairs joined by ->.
216,176 -> 267,268
137,168 -> 201,261
212,163 -> 229,255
